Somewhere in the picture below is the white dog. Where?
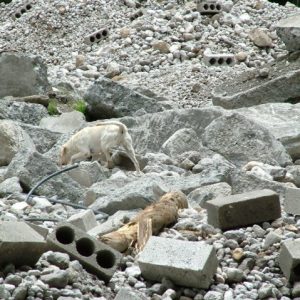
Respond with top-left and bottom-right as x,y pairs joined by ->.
59,121 -> 140,172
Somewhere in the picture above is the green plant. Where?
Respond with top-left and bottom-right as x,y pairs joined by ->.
47,99 -> 59,115
73,99 -> 87,115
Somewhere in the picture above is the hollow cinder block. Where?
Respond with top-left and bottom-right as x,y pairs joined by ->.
84,28 -> 109,45
206,189 -> 281,230
203,53 -> 236,67
0,221 -> 47,268
138,236 -> 218,289
196,0 -> 223,15
284,188 -> 300,215
279,239 -> 300,282
47,222 -> 121,282
130,10 -> 143,21
12,2 -> 33,20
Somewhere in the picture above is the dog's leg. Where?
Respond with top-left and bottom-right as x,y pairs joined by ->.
122,139 -> 141,173
103,148 -> 114,169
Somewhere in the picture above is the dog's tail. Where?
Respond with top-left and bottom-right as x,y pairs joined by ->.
95,121 -> 127,134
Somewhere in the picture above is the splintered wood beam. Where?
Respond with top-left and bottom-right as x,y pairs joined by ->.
99,191 -> 188,253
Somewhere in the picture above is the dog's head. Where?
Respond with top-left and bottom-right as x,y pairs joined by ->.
59,145 -> 70,166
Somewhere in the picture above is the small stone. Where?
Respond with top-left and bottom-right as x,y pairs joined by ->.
263,231 -> 282,249
225,268 -> 244,283
152,41 -> 170,53
249,28 -> 273,48
235,51 -> 248,62
204,291 -> 223,300
232,248 -> 245,261
47,252 -> 70,269
75,55 -> 85,68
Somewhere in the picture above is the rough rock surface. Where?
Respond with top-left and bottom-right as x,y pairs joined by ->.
0,53 -> 51,98
202,113 -> 292,167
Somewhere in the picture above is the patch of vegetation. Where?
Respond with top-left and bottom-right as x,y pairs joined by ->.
47,99 -> 59,115
73,99 -> 87,115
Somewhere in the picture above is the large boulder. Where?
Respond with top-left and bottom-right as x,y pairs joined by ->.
276,14 -> 300,51
237,103 -> 300,160
39,111 -> 86,133
20,123 -> 62,154
83,77 -> 176,120
0,99 -> 48,125
0,120 -> 36,167
5,151 -> 85,202
202,113 -> 292,167
0,53 -> 51,98
212,56 -> 300,109
161,128 -> 202,158
120,107 -> 226,155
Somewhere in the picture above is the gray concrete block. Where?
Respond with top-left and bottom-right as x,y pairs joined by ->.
284,188 -> 300,215
279,239 -> 300,282
67,209 -> 98,232
84,28 -> 109,45
47,222 -> 122,283
0,221 -> 47,267
203,53 -> 235,67
197,0 -> 223,15
114,288 -> 148,300
138,236 -> 218,289
12,2 -> 33,19
206,189 -> 281,230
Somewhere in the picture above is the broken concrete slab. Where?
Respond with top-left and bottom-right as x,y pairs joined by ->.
0,120 -> 36,167
284,188 -> 300,215
119,107 -> 226,155
202,113 -> 292,167
187,182 -> 232,209
206,189 -> 281,230
5,150 -> 85,203
237,103 -> 300,160
20,123 -> 62,154
212,56 -> 300,109
89,171 -> 228,215
161,128 -> 202,158
84,77 -> 176,120
0,221 -> 47,267
138,236 -> 218,289
39,111 -> 86,134
279,238 -> 300,282
68,161 -> 107,188
276,14 -> 300,51
0,53 -> 51,98
0,177 -> 22,196
0,99 -> 48,126
47,222 -> 122,283
67,209 -> 98,232
88,209 -> 141,237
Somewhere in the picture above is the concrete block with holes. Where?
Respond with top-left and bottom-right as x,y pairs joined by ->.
67,209 -> 98,232
12,2 -> 33,20
279,239 -> 300,282
206,189 -> 281,230
196,0 -> 223,14
84,28 -> 109,45
138,236 -> 218,289
47,222 -> 121,282
0,221 -> 47,268
130,10 -> 143,21
203,53 -> 235,67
